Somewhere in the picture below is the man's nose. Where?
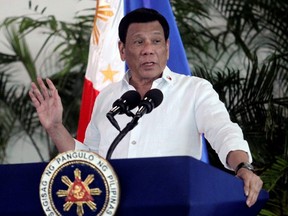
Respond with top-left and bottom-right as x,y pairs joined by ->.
141,42 -> 154,55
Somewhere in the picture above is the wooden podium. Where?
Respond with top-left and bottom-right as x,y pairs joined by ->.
0,156 -> 268,215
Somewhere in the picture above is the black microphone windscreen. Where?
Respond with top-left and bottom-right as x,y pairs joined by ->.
144,89 -> 163,108
116,90 -> 141,110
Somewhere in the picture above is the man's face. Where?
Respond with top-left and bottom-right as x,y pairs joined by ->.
119,21 -> 169,81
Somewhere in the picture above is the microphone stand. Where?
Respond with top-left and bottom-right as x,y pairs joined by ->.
106,109 -> 136,132
106,116 -> 140,160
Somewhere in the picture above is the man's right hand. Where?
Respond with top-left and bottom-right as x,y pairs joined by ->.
29,77 -> 63,131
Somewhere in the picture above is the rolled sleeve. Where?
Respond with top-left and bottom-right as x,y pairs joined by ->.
218,139 -> 253,170
195,79 -> 253,170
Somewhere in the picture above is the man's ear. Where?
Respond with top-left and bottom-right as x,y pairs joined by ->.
118,41 -> 125,61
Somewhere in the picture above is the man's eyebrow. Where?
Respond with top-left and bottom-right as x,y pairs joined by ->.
131,31 -> 164,37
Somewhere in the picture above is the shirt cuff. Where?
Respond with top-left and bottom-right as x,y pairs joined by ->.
219,141 -> 253,170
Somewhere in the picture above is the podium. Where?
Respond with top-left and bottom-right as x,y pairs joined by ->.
0,156 -> 268,215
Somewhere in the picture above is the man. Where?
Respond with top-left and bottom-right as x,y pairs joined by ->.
29,8 -> 263,207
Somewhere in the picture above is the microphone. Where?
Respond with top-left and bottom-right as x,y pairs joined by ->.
107,90 -> 141,116
107,90 -> 141,131
106,89 -> 163,160
135,89 -> 163,118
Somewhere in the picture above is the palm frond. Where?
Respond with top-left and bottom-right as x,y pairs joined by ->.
3,26 -> 37,81
0,70 -> 45,162
261,157 -> 288,191
259,157 -> 288,216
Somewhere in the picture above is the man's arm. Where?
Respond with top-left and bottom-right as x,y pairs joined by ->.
29,77 -> 75,152
45,122 -> 75,153
227,150 -> 263,207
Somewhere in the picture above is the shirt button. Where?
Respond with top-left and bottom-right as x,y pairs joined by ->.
131,140 -> 137,145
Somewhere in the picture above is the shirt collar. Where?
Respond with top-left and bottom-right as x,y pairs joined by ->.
123,66 -> 175,87
161,66 -> 175,85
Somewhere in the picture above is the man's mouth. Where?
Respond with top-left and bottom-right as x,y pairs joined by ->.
142,62 -> 155,66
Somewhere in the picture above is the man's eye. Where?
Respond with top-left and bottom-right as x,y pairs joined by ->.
153,40 -> 161,44
135,40 -> 143,45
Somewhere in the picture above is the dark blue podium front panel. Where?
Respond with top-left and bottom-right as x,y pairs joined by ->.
0,156 -> 268,216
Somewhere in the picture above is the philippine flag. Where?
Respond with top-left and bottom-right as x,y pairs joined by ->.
77,0 -> 209,162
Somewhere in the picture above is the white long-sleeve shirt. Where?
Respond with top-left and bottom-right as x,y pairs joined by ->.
75,67 -> 252,169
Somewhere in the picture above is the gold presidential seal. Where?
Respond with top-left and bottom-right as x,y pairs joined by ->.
39,150 -> 120,216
